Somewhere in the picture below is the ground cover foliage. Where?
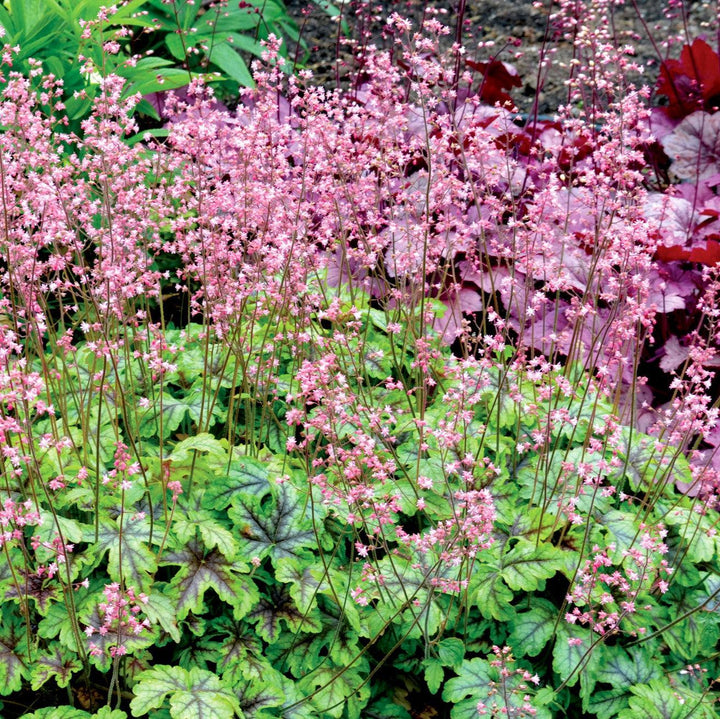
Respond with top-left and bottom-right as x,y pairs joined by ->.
1,0 -> 720,716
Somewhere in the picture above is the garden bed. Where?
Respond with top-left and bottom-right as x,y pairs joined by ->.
0,1 -> 719,717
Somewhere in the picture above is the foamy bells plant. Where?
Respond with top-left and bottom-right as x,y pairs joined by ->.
0,3 -> 718,718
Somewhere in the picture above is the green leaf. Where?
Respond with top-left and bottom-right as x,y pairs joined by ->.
370,551 -> 458,639
442,658 -> 492,719
267,599 -> 363,682
662,588 -> 719,661
170,433 -> 227,463
85,421 -> 118,465
586,687 -> 630,719
363,697 -> 411,719
37,602 -> 82,651
263,418 -> 287,453
24,707 -> 127,719
130,68 -> 200,97
198,520 -> 238,560
174,492 -> 238,560
21,709 -> 92,719
436,637 -> 466,668
91,516 -> 157,590
444,655 -> 551,719
663,612 -> 720,663
275,555 -> 327,613
33,511 -> 86,559
206,42 -> 254,87
164,31 -> 187,61
221,31 -> 265,59
123,649 -> 154,687
202,453 -> 271,509
595,647 -> 661,687
232,663 -> 288,716
552,624 -> 598,690
665,507 -> 717,563
298,664 -> 370,719
501,539 -> 566,591
615,428 -> 684,491
507,599 -> 557,657
423,658 -> 444,694
700,574 -> 720,611
471,566 -> 515,621
160,540 -> 256,620
130,665 -> 240,719
65,93 -> 94,120
208,5 -> 264,32
143,590 -> 181,643
228,482 -> 319,563
494,507 -> 556,543
617,680 -> 690,719
30,647 -> 82,690
245,584 -> 321,642
0,608 -> 30,695
210,617 -> 267,682
138,392 -> 189,437
601,510 -> 639,563
182,383 -> 225,428
95,710 -> 129,719
175,633 -> 221,672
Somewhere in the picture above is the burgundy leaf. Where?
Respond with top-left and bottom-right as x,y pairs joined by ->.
657,38 -> 720,119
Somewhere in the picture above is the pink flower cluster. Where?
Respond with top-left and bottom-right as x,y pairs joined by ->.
565,525 -> 673,637
0,497 -> 41,549
477,646 -> 542,719
396,488 -> 496,565
86,582 -> 150,658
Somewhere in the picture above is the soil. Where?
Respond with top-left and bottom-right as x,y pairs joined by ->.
284,0 -> 718,114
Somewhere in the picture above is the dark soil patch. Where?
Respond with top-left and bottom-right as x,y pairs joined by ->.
285,0 -> 717,114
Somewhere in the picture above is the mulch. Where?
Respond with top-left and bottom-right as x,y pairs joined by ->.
284,0 -> 717,114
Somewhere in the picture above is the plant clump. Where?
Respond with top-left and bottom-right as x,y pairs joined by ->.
0,1 -> 718,718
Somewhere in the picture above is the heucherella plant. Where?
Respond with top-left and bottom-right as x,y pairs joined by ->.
0,0 -> 718,717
